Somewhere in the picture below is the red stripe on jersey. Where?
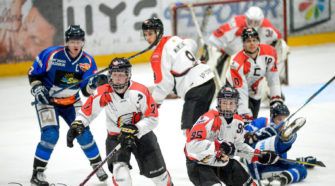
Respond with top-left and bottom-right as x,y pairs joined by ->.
186,123 -> 207,143
129,81 -> 158,117
46,48 -> 63,71
231,68 -> 243,88
251,77 -> 264,94
150,36 -> 171,84
213,23 -> 231,38
233,114 -> 243,121
96,84 -> 113,107
81,96 -> 94,116
234,16 -> 248,36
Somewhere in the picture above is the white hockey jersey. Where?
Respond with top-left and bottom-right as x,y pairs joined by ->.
208,15 -> 282,56
226,44 -> 282,116
150,36 -> 214,104
185,110 -> 256,167
75,81 -> 158,138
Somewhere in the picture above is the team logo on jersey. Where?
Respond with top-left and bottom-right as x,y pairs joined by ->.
61,73 -> 79,84
79,63 -> 91,72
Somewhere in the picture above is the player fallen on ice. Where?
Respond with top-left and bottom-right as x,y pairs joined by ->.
244,104 -> 319,185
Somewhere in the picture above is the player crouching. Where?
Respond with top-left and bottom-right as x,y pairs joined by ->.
185,85 -> 279,186
67,58 -> 173,185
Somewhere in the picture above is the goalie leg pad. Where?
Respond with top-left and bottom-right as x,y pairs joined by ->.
113,162 -> 132,186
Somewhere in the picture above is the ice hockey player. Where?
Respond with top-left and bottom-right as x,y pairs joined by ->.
141,17 -> 216,136
226,27 -> 284,123
244,104 -> 317,185
67,57 -> 173,186
185,85 -> 280,186
28,25 -> 108,185
208,6 -> 289,79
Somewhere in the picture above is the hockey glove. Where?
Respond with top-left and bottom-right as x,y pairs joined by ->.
220,141 -> 236,156
118,124 -> 138,150
67,120 -> 85,148
31,83 -> 50,105
257,150 -> 279,165
88,74 -> 109,90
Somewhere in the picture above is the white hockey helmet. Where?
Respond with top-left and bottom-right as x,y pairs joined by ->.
245,6 -> 264,28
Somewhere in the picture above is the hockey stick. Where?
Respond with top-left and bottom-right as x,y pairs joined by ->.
274,74 -> 335,130
79,143 -> 121,186
31,38 -> 158,106
187,4 -> 222,90
279,157 -> 326,167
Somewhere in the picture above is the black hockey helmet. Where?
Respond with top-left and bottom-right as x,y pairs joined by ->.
108,57 -> 132,91
242,27 -> 260,42
65,25 -> 85,42
270,104 -> 290,119
217,85 -> 239,118
142,17 -> 164,45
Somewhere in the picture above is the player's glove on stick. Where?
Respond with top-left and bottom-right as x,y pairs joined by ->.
31,83 -> 50,104
118,124 -> 138,150
257,150 -> 279,164
67,120 -> 85,148
220,141 -> 236,156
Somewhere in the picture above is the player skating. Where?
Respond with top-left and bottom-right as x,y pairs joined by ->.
28,25 -> 108,185
226,27 -> 284,123
67,57 -> 173,186
141,17 -> 216,135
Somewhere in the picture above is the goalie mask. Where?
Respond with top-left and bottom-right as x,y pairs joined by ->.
217,85 -> 239,119
245,6 -> 264,28
108,58 -> 132,92
142,17 -> 164,45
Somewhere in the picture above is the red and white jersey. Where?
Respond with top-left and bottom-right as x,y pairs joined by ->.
226,44 -> 281,115
75,81 -> 158,138
185,110 -> 254,167
208,15 -> 282,55
150,36 -> 214,104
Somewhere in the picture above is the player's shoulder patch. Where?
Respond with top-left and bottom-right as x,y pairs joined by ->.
259,44 -> 276,56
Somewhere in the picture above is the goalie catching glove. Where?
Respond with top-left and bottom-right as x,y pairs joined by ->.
67,120 -> 85,147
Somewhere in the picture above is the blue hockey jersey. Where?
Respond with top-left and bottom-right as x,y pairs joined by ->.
28,46 -> 97,99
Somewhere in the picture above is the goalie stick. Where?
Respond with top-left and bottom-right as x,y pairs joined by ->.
187,4 -> 222,89
31,37 -> 158,106
79,143 -> 121,186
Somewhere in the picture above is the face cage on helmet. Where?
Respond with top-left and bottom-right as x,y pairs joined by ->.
109,68 -> 131,91
217,98 -> 238,119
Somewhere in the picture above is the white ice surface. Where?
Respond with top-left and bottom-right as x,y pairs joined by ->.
0,43 -> 335,185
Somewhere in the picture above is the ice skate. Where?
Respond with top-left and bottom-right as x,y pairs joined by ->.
281,117 -> 306,141
92,163 -> 108,182
30,169 -> 49,186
